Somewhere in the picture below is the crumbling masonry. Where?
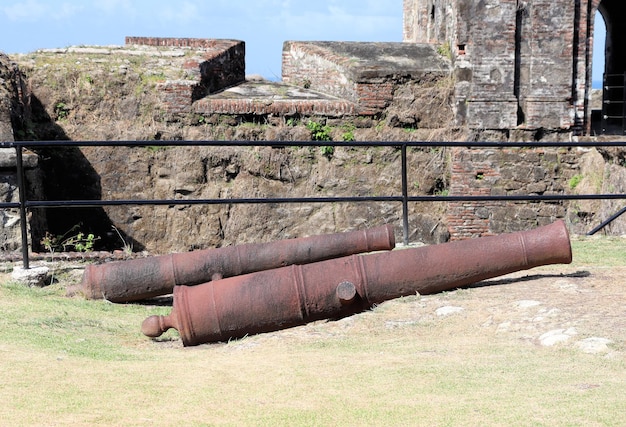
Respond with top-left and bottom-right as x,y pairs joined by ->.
2,1 -> 621,253
404,0 -> 620,135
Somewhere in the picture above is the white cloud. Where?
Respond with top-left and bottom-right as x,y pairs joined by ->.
3,0 -> 82,22
3,0 -> 47,22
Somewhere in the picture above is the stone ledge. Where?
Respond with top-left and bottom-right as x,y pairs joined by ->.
194,98 -> 357,117
194,81 -> 358,117
0,148 -> 38,169
283,41 -> 451,115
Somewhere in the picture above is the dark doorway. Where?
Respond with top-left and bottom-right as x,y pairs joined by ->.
597,0 -> 626,134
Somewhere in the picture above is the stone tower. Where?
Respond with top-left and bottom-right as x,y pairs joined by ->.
403,0 -> 621,136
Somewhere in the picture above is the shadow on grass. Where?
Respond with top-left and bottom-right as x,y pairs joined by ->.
468,270 -> 591,289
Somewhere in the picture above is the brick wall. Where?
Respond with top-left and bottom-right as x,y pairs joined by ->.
403,0 -> 602,236
447,147 -> 577,239
126,37 -> 240,50
282,42 -> 360,104
283,41 -> 450,117
126,37 -> 246,114
404,0 -> 596,132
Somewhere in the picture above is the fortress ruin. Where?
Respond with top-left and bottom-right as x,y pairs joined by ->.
1,1 -> 624,255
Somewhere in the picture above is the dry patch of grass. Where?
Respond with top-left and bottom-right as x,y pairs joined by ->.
1,236 -> 625,426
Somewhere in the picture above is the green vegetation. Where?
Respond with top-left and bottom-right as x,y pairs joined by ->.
111,226 -> 133,255
569,174 -> 583,190
436,42 -> 452,59
341,123 -> 356,142
570,235 -> 626,266
306,120 -> 332,142
53,102 -> 70,120
285,117 -> 299,127
320,145 -> 335,159
307,120 -> 334,159
40,224 -> 98,253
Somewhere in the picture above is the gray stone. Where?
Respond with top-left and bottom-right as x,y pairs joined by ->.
575,337 -> 613,354
435,306 -> 464,317
11,265 -> 50,287
538,328 -> 577,346
516,300 -> 542,309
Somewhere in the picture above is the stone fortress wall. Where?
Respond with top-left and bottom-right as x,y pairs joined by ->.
1,1 -> 621,254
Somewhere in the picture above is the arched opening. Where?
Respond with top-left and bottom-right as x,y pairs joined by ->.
592,12 -> 605,89
597,0 -> 626,134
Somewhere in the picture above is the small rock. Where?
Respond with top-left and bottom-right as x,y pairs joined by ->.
539,328 -> 577,346
575,337 -> 613,354
246,74 -> 266,82
11,265 -> 50,287
516,300 -> 542,308
435,306 -> 464,317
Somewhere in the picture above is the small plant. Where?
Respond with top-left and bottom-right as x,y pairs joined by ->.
437,42 -> 452,59
320,145 -> 335,159
41,224 -> 99,253
307,120 -> 332,142
146,145 -> 169,152
112,226 -> 133,255
341,124 -> 356,142
54,102 -> 70,120
569,174 -> 583,190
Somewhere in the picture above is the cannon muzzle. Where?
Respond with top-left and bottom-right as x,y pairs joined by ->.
71,225 -> 395,302
142,220 -> 572,346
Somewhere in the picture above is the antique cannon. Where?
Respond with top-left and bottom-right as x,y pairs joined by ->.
69,225 -> 395,302
142,220 -> 572,346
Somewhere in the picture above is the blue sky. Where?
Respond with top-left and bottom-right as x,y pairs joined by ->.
0,1 -> 606,85
0,0 -> 403,79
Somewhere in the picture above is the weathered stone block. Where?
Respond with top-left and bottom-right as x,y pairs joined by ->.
282,41 -> 451,116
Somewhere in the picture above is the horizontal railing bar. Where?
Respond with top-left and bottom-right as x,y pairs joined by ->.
23,193 -> 626,209
25,196 -> 403,208
0,202 -> 21,208
5,137 -> 626,269
3,140 -> 626,149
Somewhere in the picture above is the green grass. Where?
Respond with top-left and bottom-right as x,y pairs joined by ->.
0,281 -> 174,360
571,235 -> 626,266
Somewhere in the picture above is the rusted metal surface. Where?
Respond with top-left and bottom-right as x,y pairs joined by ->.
70,225 -> 395,302
142,220 -> 573,346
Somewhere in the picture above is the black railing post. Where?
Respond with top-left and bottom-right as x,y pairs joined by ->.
587,205 -> 626,235
401,144 -> 409,246
15,144 -> 30,269
623,72 -> 626,135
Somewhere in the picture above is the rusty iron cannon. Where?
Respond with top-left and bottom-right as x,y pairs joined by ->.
142,220 -> 573,346
69,225 -> 395,302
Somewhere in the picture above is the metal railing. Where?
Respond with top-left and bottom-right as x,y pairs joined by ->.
3,139 -> 626,269
602,73 -> 626,134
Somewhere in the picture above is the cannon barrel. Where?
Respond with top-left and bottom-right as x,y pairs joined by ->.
70,225 -> 395,302
142,220 -> 572,346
